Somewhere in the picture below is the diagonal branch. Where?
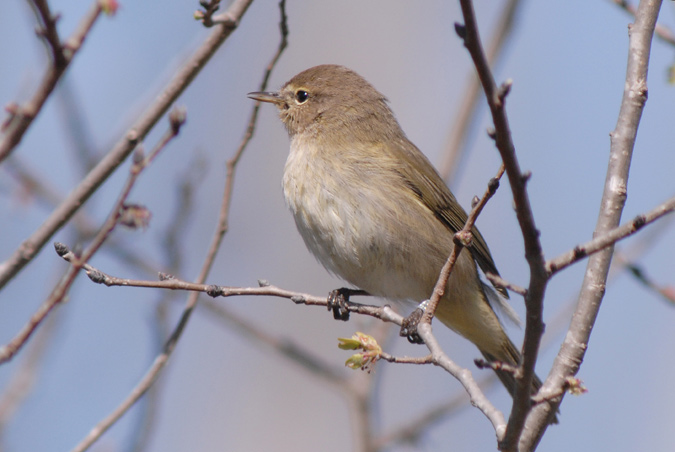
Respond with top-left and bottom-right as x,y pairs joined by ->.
68,3 -> 286,449
520,0 -> 664,450
423,164 -> 505,321
547,196 -> 675,275
0,0 -> 104,162
0,110 -> 184,366
0,0 -> 254,290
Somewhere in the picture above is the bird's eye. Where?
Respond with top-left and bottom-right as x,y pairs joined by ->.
295,90 -> 309,104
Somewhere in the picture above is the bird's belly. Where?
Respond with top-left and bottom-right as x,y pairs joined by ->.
283,154 -> 450,304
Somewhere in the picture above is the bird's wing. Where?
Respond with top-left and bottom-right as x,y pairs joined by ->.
392,139 -> 509,299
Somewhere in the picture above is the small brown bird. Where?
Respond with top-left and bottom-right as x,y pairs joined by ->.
249,64 -> 553,418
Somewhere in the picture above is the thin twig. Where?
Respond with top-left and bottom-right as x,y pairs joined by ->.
439,0 -> 522,180
417,323 -> 507,437
30,0 -> 66,66
611,0 -> 675,46
423,164 -> 505,321
0,1 -> 103,162
0,111 -> 184,365
68,4 -> 285,449
485,272 -> 527,296
54,250 -> 405,325
546,196 -> 675,275
372,373 -> 497,451
0,0 -> 253,291
379,353 -> 433,365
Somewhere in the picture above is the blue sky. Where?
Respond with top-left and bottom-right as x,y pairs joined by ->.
1,1 -> 674,451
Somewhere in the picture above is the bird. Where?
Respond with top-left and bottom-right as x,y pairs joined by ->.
248,64 -> 554,420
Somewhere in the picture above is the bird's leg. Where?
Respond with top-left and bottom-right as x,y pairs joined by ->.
399,299 -> 430,344
327,288 -> 368,321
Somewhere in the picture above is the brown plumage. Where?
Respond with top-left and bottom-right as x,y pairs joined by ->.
249,65 -> 556,423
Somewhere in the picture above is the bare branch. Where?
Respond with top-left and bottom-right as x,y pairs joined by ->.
439,0 -> 523,180
0,0 -> 253,291
69,4 -> 284,449
485,272 -> 527,296
30,0 -> 66,67
379,353 -> 433,365
423,164 -> 505,321
547,196 -> 675,274
417,323 -> 507,437
456,1 -> 550,445
520,1 -> 664,450
0,1 -> 103,162
611,0 -> 675,46
0,112 -> 183,365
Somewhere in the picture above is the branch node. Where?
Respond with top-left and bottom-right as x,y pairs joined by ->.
126,129 -> 139,145
632,214 -> 647,231
158,272 -> 175,281
132,145 -> 145,165
487,176 -> 500,195
497,79 -> 513,101
168,105 -> 187,135
454,230 -> 473,248
53,242 -> 69,257
86,269 -> 105,284
195,0 -> 221,27
291,295 -> 306,304
454,22 -> 467,40
573,245 -> 587,260
258,279 -> 270,287
486,126 -> 496,140
206,285 -> 222,297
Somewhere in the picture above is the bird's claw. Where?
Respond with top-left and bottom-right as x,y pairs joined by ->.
400,307 -> 425,344
327,288 -> 353,321
400,300 -> 431,344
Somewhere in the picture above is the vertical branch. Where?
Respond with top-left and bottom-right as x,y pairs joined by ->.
520,0 -> 663,450
439,0 -> 522,181
456,1 -> 550,447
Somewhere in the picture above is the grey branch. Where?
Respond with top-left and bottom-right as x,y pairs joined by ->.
519,1 -> 664,450
0,0 -> 252,290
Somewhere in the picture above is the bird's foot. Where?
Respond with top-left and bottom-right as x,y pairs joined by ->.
399,300 -> 430,344
327,288 -> 367,321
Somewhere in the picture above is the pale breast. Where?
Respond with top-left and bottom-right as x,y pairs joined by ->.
281,137 -> 460,304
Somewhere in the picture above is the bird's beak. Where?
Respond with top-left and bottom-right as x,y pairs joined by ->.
247,91 -> 283,104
